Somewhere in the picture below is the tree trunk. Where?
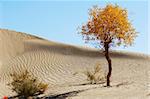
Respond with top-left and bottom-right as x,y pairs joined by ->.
104,43 -> 112,86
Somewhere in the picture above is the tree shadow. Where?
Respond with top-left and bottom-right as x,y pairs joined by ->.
8,89 -> 87,99
44,90 -> 85,99
43,84 -> 101,99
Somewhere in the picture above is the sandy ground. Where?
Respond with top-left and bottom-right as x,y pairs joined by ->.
0,29 -> 149,99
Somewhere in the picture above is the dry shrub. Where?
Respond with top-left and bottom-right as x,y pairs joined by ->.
8,70 -> 48,98
84,63 -> 106,84
74,63 -> 106,84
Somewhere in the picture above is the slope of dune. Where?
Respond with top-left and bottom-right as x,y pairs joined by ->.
0,29 -> 149,99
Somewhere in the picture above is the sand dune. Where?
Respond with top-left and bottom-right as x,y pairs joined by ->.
0,29 -> 149,99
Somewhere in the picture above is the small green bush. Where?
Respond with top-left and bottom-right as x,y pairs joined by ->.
8,70 -> 48,99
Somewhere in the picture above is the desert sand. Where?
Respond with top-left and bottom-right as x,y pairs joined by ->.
0,29 -> 149,99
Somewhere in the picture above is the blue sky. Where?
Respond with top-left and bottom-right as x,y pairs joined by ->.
0,0 -> 149,54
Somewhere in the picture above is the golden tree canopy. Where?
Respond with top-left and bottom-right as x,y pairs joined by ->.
81,4 -> 137,47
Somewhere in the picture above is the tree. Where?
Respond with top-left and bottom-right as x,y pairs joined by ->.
79,4 -> 137,86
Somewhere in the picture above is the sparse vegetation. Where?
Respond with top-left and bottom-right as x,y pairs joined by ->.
84,63 -> 106,84
74,63 -> 106,84
8,70 -> 48,99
